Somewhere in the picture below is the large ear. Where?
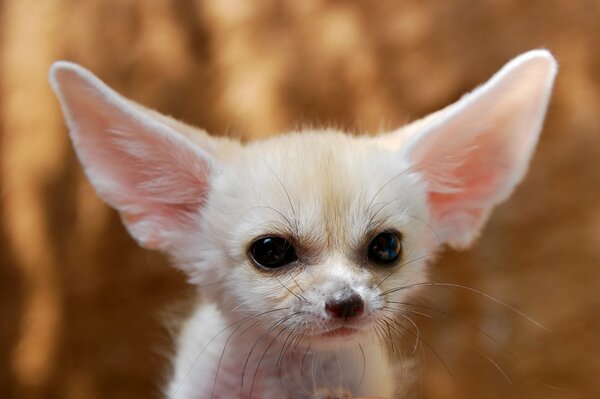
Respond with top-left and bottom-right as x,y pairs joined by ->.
49,62 -> 225,251
397,50 -> 557,248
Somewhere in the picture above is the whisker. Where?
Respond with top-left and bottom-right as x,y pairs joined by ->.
275,276 -> 307,303
396,211 -> 443,245
365,197 -> 401,232
278,329 -> 308,395
365,202 -> 442,248
357,342 -> 367,389
372,253 -> 438,289
387,301 -> 521,362
335,348 -> 343,393
372,321 -> 392,372
276,327 -> 298,367
397,313 -> 421,354
387,317 -> 465,396
241,208 -> 298,238
392,306 -> 515,387
247,218 -> 296,234
298,333 -> 312,372
384,305 -> 433,321
279,331 -> 312,396
250,323 -> 294,398
262,160 -> 300,236
471,344 -> 514,386
380,281 -> 549,331
208,308 -> 290,399
377,320 -> 394,362
240,313 -> 297,394
364,164 -> 420,215
287,270 -> 308,297
173,307 -> 288,396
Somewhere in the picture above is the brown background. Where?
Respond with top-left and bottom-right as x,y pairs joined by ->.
1,1 -> 599,398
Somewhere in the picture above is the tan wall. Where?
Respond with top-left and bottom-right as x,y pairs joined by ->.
1,1 -> 599,398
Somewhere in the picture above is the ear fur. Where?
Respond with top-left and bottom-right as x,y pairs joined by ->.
49,62 -> 223,251
395,50 -> 557,248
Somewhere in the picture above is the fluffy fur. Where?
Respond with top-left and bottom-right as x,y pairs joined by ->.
49,50 -> 557,398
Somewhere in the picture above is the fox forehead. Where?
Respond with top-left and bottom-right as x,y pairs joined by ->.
205,130 -> 429,256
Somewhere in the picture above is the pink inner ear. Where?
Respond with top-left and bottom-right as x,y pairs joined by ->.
52,64 -> 215,250
418,123 -> 506,182
399,51 -> 557,249
408,109 -> 535,248
76,112 -> 213,250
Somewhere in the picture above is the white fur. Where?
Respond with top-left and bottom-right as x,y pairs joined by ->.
49,50 -> 557,398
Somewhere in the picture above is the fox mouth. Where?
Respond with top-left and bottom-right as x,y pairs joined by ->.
319,326 -> 359,339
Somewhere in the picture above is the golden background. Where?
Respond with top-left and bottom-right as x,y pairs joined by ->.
1,1 -> 599,398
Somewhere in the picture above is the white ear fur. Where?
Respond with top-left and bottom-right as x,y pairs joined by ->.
399,50 -> 558,248
49,61 -> 219,251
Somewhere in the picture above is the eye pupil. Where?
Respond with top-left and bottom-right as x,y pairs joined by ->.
250,237 -> 297,269
368,232 -> 402,265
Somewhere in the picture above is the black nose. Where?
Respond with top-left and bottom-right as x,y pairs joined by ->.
325,291 -> 364,320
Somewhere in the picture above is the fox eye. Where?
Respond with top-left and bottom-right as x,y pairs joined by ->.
250,236 -> 297,269
368,231 -> 402,265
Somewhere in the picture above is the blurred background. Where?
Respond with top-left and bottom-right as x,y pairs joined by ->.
1,0 -> 599,398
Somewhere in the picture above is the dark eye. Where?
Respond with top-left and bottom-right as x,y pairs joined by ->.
250,236 -> 297,269
368,231 -> 402,265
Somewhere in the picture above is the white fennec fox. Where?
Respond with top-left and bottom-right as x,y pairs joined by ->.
49,50 -> 557,398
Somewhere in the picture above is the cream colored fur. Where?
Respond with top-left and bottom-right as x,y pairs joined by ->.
49,50 -> 557,398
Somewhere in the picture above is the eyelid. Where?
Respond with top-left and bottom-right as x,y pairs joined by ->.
362,225 -> 403,247
246,231 -> 325,267
245,232 -> 297,254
